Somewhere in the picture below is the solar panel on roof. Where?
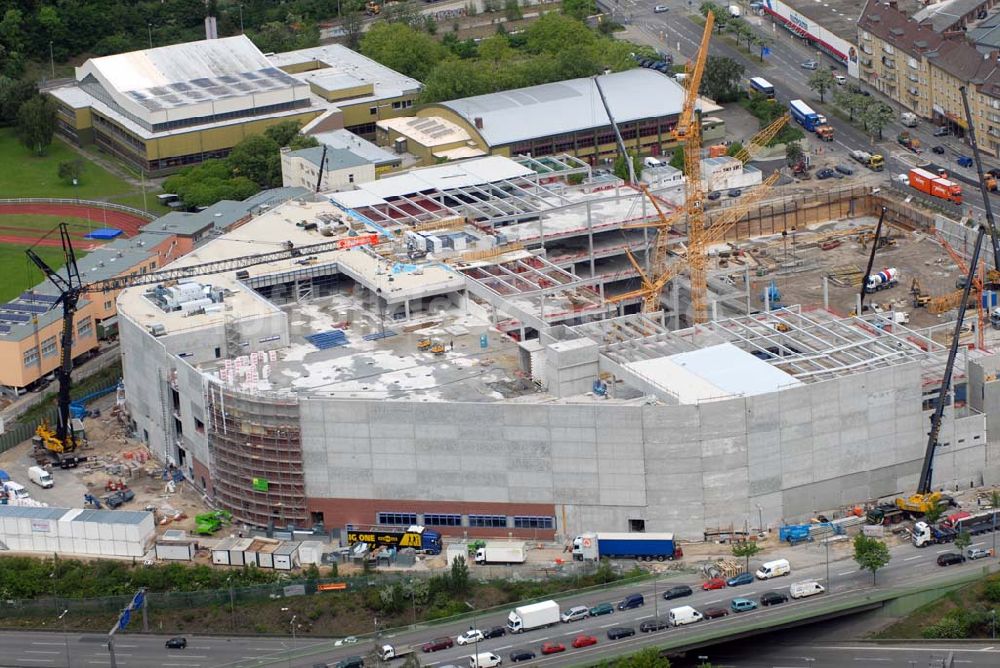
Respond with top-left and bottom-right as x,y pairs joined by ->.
233,82 -> 254,92
3,303 -> 48,314
0,325 -> 10,334
20,292 -> 58,303
148,86 -> 170,96
0,313 -> 30,322
241,71 -> 261,80
169,82 -> 192,92
218,75 -> 239,84
191,78 -> 215,88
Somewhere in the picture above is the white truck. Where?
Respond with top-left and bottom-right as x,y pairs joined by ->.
380,644 -> 416,661
728,5 -> 742,17
475,541 -> 526,565
507,600 -> 560,633
901,112 -> 918,127
28,466 -> 53,488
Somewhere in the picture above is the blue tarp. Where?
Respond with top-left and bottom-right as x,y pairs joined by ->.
85,228 -> 123,240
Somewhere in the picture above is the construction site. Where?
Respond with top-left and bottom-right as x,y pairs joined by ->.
15,12 -> 997,548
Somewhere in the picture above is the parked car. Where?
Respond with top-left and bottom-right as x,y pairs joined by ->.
607,627 -> 635,640
165,637 -> 187,649
730,598 -> 758,613
958,155 -> 974,168
654,4 -> 669,12
483,626 -> 506,639
834,74 -> 847,85
728,188 -> 742,197
640,618 -> 671,632
589,602 -> 614,617
618,594 -> 644,610
540,642 -> 566,655
561,606 -> 589,623
835,164 -> 854,175
663,585 -> 693,600
509,650 -> 535,663
937,552 -> 966,566
572,635 -> 598,648
726,572 -> 754,587
707,191 -> 722,200
457,630 -> 485,646
422,638 -> 454,653
934,126 -> 950,136
702,607 -> 730,619
966,547 -> 990,560
932,145 -> 946,154
816,168 -> 836,180
760,591 -> 788,606
801,60 -> 818,70
335,658 -> 364,668
702,578 -> 727,590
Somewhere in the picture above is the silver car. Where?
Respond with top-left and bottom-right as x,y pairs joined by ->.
966,547 -> 990,560
561,605 -> 589,623
802,60 -> 818,70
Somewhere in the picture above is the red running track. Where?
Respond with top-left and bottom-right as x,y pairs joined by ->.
0,202 -> 151,237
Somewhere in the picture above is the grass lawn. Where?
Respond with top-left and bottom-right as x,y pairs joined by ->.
0,128 -> 135,199
0,244 -> 81,303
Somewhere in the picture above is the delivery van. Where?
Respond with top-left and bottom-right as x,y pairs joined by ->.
28,466 -> 53,488
789,580 -> 825,599
470,653 -> 502,668
2,481 -> 30,500
668,605 -> 703,627
755,558 -> 791,580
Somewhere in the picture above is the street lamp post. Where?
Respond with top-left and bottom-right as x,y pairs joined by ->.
147,24 -> 153,49
239,4 -> 245,33
755,504 -> 763,534
59,609 -> 70,668
49,42 -> 55,79
226,576 -> 236,630
824,539 -> 831,593
465,602 -> 479,666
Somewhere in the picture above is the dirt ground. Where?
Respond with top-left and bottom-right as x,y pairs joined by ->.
0,393 -> 210,538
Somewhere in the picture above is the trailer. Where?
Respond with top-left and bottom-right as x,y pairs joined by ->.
952,510 -> 1000,536
572,532 -> 683,561
345,525 -> 442,554
908,168 -> 962,204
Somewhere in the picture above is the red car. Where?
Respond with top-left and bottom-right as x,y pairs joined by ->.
541,642 -> 566,655
572,635 -> 598,648
421,637 -> 454,652
702,578 -> 726,590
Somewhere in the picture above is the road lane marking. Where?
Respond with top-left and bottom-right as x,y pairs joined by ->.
25,651 -> 59,654
635,614 -> 652,620
705,599 -> 721,604
838,571 -> 854,575
495,645 -> 511,650
854,659 -> 890,662
600,623 -> 617,628
30,643 -> 65,646
904,555 -> 921,561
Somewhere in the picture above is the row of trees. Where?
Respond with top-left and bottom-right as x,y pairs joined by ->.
162,121 -> 318,208
359,10 -> 639,104
699,2 -> 771,62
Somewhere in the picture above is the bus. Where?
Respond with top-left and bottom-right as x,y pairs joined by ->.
749,77 -> 775,99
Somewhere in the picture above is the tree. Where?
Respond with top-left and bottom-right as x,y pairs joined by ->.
668,146 -> 684,170
505,0 -> 523,21
700,56 -> 745,103
228,134 -> 282,187
401,653 -> 422,668
16,96 -> 56,156
57,159 -> 84,185
613,153 -> 643,182
361,22 -> 449,81
562,0 -> 597,21
954,529 -> 972,553
449,555 -> 469,595
248,18 -> 319,54
614,647 -> 671,668
343,11 -> 364,50
833,88 -> 866,122
0,75 -> 35,125
853,533 -> 891,585
726,141 -> 743,157
807,68 -> 836,103
731,540 -> 761,572
479,35 -> 514,70
923,501 -> 945,525
785,141 -> 803,166
862,101 -> 894,141
264,121 -> 318,150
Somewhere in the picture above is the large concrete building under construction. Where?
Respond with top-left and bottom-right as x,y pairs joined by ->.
116,155 -> 1000,540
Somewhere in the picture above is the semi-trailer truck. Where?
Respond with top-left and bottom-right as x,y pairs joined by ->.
908,168 -> 962,204
850,150 -> 884,171
952,510 -> 1000,536
507,600 -> 560,633
345,525 -> 442,554
789,99 -> 823,132
572,532 -> 683,561
474,541 -> 527,565
912,521 -> 958,547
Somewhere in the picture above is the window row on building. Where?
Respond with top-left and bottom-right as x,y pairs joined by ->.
375,511 -> 555,530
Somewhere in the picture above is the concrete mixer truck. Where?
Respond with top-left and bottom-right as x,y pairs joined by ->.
865,268 -> 899,294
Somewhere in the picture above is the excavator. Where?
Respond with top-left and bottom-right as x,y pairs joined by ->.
895,85 -> 1000,516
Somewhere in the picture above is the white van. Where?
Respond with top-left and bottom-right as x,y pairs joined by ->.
2,481 -> 30,500
470,652 -> 502,668
755,558 -> 791,580
643,157 -> 663,168
28,466 -> 53,488
789,580 -> 825,599
668,605 -> 703,627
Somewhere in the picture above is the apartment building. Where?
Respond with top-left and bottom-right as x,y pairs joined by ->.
858,0 -> 1000,154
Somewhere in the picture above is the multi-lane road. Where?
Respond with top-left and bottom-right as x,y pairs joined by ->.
4,532 -> 997,668
619,0 -> 1000,217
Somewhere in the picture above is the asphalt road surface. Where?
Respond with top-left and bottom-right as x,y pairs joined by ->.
3,531 -> 998,668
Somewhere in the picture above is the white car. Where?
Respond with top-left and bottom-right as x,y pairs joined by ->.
335,636 -> 358,647
654,5 -> 669,12
895,174 -> 910,186
456,629 -> 485,646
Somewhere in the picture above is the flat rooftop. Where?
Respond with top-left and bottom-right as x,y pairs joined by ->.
779,0 -> 924,41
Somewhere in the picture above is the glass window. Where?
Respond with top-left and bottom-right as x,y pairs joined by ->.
468,514 -> 507,528
41,336 -> 57,358
377,512 -> 417,526
23,346 -> 39,367
423,513 -> 462,527
77,316 -> 93,339
513,516 -> 555,530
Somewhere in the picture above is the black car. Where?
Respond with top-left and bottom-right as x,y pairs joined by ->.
640,618 -> 670,632
816,168 -> 836,180
165,637 -> 187,649
510,650 -> 536,662
483,626 -> 506,639
728,188 -> 742,197
760,591 -> 788,606
707,191 -> 722,200
937,552 -> 966,566
335,658 -> 364,668
702,607 -> 729,619
607,627 -> 636,640
663,585 -> 693,600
